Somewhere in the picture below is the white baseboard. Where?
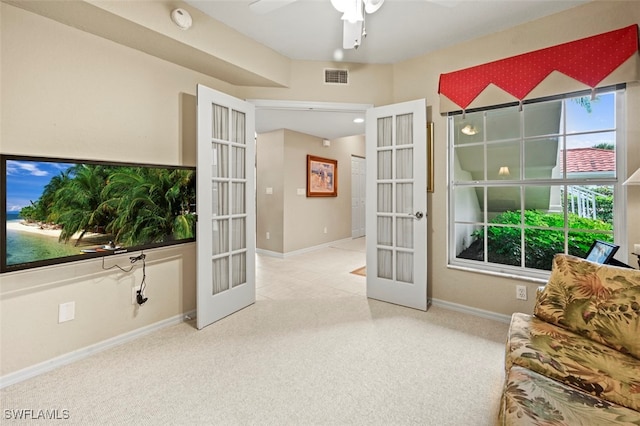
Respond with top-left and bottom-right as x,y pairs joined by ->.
430,298 -> 512,324
257,237 -> 353,259
0,310 -> 196,389
255,248 -> 286,258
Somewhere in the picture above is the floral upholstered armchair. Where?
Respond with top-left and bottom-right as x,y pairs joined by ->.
499,254 -> 640,425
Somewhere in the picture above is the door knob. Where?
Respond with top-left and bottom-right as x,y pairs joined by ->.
409,211 -> 424,220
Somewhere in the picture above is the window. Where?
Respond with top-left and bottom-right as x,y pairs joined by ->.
448,88 -> 626,279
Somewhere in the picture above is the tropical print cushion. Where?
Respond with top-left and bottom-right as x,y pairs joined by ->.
534,254 -> 640,360
506,313 -> 640,411
500,366 -> 640,425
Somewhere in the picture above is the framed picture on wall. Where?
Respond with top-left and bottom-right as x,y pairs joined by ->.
307,155 -> 338,197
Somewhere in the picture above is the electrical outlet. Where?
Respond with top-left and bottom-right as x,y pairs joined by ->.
516,285 -> 527,301
266,232 -> 270,240
58,301 -> 75,323
323,227 -> 328,234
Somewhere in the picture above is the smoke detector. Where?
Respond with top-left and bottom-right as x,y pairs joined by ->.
171,8 -> 192,30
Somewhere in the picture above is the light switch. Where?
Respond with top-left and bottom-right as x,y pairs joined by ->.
266,187 -> 273,195
297,188 -> 305,196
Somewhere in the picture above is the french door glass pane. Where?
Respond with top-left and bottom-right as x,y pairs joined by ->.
212,182 -> 228,216
377,117 -> 392,147
211,143 -> 229,178
396,183 -> 413,214
212,104 -> 229,140
377,217 -> 392,246
232,147 -> 246,179
396,114 -> 413,146
377,184 -> 392,212
378,151 -> 392,179
232,253 -> 246,287
212,219 -> 229,255
396,218 -> 413,249
212,257 -> 229,295
232,183 -> 245,214
377,249 -> 392,279
232,218 -> 246,250
396,251 -> 413,283
232,110 -> 246,144
396,148 -> 413,179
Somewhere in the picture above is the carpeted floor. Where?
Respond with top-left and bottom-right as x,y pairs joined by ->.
1,239 -> 509,425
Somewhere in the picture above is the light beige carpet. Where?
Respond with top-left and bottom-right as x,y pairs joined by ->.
1,297 -> 509,425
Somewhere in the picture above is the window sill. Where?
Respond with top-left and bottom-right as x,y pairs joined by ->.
447,263 -> 549,285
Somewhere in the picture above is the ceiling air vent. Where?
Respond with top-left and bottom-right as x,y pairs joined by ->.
324,69 -> 349,85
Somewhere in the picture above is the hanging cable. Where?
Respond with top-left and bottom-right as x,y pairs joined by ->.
101,251 -> 148,305
134,253 -> 148,305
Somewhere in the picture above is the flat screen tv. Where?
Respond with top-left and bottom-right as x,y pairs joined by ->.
1,154 -> 196,273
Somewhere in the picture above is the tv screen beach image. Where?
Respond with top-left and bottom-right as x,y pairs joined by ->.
3,157 -> 196,271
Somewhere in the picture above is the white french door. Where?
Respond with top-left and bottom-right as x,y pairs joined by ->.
365,99 -> 428,311
196,84 -> 256,329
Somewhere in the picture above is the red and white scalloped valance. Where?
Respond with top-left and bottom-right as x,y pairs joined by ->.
438,25 -> 639,113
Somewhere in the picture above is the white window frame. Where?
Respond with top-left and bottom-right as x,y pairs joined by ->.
447,87 -> 627,281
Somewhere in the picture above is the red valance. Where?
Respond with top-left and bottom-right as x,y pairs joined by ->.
438,25 -> 639,112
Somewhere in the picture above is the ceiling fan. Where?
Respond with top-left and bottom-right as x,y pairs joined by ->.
249,0 -> 458,50
249,0 -> 386,50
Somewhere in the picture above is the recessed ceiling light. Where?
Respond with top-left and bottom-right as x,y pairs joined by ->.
353,118 -> 364,123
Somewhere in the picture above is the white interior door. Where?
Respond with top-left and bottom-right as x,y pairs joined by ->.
196,84 -> 256,329
351,156 -> 366,238
365,99 -> 427,310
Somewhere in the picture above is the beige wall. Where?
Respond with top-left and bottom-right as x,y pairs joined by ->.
256,130 -> 285,253
256,130 -> 365,254
2,0 -> 639,379
238,60 -> 394,106
392,0 -> 640,315
0,3 -> 231,375
283,131 -> 365,252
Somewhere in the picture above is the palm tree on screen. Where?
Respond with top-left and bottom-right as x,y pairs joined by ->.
54,164 -> 111,245
101,167 -> 195,246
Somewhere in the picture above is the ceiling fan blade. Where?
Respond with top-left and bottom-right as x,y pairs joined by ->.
249,0 -> 298,15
